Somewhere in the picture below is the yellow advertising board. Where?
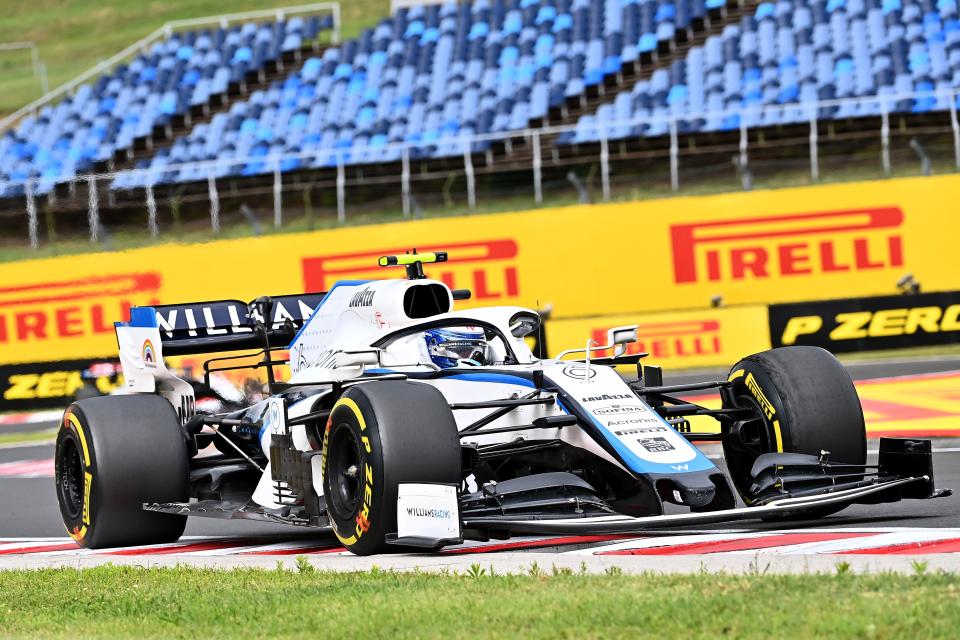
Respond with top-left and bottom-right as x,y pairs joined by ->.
0,174 -> 957,365
545,305 -> 771,371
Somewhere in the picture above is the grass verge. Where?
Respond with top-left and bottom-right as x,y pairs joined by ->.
0,428 -> 56,447
0,0 -> 389,115
0,565 -> 958,638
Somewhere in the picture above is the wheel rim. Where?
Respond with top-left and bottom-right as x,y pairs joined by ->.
57,437 -> 85,521
734,394 -> 777,455
326,422 -> 362,519
723,394 -> 782,501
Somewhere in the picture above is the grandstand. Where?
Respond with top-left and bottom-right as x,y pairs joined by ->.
1,0 -> 959,247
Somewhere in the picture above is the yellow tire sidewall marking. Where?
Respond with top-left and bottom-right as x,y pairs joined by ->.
62,412 -> 93,543
327,396 -> 371,547
772,419 -> 784,453
64,413 -> 91,467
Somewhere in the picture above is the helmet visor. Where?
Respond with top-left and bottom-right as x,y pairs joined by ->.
428,339 -> 488,365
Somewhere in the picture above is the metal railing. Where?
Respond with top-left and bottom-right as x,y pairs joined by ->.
0,41 -> 48,95
11,86 -> 960,247
0,2 -> 341,133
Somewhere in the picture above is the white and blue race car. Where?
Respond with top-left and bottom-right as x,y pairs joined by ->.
55,251 -> 948,554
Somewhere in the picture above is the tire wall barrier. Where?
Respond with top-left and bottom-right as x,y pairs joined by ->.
0,174 -> 957,409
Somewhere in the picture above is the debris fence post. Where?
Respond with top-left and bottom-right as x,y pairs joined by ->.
336,156 -> 346,224
87,175 -> 100,242
880,99 -> 891,177
951,89 -> 960,170
669,117 -> 679,193
532,130 -> 542,204
401,146 -> 411,218
463,144 -> 476,210
207,171 -> 220,233
25,179 -> 38,249
273,161 -> 282,228
146,181 -> 158,237
809,113 -> 819,181
600,125 -> 611,201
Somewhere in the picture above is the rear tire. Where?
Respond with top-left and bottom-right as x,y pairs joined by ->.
722,346 -> 866,514
55,395 -> 189,548
322,381 -> 461,555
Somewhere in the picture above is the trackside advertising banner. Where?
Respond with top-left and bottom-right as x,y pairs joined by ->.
769,291 -> 960,353
546,305 -> 771,371
0,359 -> 123,411
0,174 -> 957,366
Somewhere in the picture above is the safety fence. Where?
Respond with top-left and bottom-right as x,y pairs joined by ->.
0,173 -> 956,377
2,87 -> 959,250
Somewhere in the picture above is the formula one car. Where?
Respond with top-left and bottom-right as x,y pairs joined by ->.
55,251 -> 949,554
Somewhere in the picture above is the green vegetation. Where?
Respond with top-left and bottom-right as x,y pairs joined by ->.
0,428 -> 55,447
0,565 -> 958,638
0,0 -> 389,115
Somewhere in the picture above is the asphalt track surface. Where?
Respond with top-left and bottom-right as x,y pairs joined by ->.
2,355 -> 959,571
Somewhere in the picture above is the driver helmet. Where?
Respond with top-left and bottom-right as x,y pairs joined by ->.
423,326 -> 490,368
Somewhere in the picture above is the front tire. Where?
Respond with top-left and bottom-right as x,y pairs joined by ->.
321,381 -> 461,555
722,346 -> 866,512
55,395 -> 189,548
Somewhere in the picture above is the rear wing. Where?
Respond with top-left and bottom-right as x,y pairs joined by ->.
123,292 -> 328,356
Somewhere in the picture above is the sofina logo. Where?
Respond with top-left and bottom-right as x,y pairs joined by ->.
142,339 -> 157,367
670,208 -> 905,284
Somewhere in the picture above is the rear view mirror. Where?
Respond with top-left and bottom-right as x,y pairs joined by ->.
606,325 -> 638,357
509,312 -> 541,338
335,350 -> 381,368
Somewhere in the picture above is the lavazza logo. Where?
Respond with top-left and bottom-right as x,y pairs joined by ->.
581,393 -> 633,403
669,207 -> 905,284
406,507 -> 453,519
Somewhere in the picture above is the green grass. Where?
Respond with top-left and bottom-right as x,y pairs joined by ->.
0,565 -> 958,638
0,0 -> 389,115
0,428 -> 55,447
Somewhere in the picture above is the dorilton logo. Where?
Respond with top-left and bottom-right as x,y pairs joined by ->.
670,208 -> 905,284
591,320 -> 721,360
581,393 -> 633,403
302,239 -> 520,301
349,288 -> 375,308
639,437 -> 675,453
406,507 -> 453,519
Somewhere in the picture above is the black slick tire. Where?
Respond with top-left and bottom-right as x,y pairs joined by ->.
722,346 -> 866,513
55,395 -> 189,549
321,381 -> 461,555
